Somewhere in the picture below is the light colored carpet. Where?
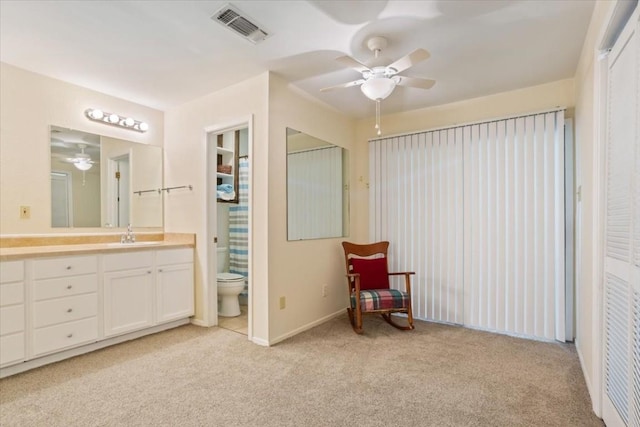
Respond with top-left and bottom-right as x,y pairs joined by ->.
0,315 -> 603,427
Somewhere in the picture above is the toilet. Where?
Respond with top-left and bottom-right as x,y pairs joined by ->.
217,247 -> 246,317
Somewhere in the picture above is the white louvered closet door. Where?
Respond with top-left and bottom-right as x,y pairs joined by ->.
602,9 -> 640,427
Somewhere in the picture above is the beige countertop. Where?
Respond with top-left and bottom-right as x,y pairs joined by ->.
0,233 -> 195,261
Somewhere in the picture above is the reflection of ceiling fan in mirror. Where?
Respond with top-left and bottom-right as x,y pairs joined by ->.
63,143 -> 96,171
320,36 -> 436,135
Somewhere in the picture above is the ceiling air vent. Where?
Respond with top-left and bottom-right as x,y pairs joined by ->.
212,4 -> 269,44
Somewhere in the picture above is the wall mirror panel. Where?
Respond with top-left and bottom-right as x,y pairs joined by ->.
286,128 -> 349,241
50,125 -> 163,228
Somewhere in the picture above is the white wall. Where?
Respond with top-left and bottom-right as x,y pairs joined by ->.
573,0 -> 619,415
163,73 -> 269,340
267,75 -> 357,343
0,63 -> 164,234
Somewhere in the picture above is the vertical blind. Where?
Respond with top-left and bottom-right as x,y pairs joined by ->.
369,110 -> 566,341
287,146 -> 343,240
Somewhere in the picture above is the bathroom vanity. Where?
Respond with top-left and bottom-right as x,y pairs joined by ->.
0,235 -> 194,378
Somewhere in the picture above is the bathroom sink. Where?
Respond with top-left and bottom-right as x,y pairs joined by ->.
106,241 -> 163,247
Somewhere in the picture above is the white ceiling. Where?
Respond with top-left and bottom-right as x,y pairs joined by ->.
0,0 -> 595,119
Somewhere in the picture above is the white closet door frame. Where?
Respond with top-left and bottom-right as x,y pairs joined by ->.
601,6 -> 639,427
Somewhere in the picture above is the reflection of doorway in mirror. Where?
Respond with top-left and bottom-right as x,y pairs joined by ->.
108,154 -> 130,227
51,171 -> 73,227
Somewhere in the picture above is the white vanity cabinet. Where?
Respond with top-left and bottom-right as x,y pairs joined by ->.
103,251 -> 155,337
0,261 -> 25,367
156,248 -> 194,323
0,244 -> 194,378
31,255 -> 98,357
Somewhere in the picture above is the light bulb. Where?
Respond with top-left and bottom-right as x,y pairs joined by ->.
109,114 -> 119,123
138,122 -> 149,132
124,117 -> 135,127
89,109 -> 104,120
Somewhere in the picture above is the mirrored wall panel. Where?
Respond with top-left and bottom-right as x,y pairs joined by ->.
286,128 -> 349,240
50,125 -> 163,228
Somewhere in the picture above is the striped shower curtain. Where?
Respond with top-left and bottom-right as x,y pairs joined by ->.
229,157 -> 249,277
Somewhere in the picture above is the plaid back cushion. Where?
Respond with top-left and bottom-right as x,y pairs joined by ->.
350,257 -> 390,290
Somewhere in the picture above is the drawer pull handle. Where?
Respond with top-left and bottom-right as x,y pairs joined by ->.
66,266 -> 72,270
158,269 -> 163,273
67,285 -> 73,290
67,308 -> 73,313
147,270 -> 152,274
67,333 -> 73,338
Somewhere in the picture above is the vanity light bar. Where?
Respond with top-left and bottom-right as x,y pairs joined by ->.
85,108 -> 149,133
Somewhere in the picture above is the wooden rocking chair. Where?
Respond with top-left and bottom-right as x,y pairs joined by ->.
341,241 -> 414,334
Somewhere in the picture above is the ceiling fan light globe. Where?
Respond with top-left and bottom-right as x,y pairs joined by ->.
361,77 -> 396,101
74,160 -> 92,171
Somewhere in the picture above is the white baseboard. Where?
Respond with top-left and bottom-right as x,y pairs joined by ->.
576,339 -> 601,418
251,337 -> 270,347
190,318 -> 211,327
268,309 -> 344,346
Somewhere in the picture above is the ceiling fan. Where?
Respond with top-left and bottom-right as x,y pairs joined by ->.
63,143 -> 96,171
320,36 -> 436,135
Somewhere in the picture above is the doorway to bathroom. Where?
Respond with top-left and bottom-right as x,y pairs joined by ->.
206,119 -> 251,337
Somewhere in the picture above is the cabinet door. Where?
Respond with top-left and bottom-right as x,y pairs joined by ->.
157,263 -> 194,323
104,268 -> 154,337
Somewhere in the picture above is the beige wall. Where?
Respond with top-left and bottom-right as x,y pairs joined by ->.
164,73 -> 358,344
573,0 -> 616,415
352,78 -> 576,239
163,73 -> 270,340
267,75 -> 357,343
0,63 -> 164,234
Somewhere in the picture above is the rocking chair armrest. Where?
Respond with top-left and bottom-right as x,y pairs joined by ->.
388,271 -> 414,294
346,273 -> 362,293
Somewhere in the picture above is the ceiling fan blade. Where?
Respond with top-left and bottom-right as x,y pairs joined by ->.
335,56 -> 371,73
320,79 -> 366,92
396,76 -> 436,90
386,48 -> 430,74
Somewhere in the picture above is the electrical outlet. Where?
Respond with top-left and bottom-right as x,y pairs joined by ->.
279,296 -> 286,310
20,206 -> 30,219
322,284 -> 328,297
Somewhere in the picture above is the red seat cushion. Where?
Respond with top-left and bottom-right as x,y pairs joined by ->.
350,257 -> 390,290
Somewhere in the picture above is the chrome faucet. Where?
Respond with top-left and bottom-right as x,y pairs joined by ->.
121,224 -> 136,243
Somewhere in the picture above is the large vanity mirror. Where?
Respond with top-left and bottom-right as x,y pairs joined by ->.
50,126 -> 163,228
286,128 -> 349,241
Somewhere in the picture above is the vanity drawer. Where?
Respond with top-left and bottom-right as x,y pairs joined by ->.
156,248 -> 193,265
0,305 -> 24,335
0,333 -> 25,366
34,293 -> 97,328
33,256 -> 97,280
33,317 -> 98,356
1,282 -> 24,307
33,274 -> 97,301
0,261 -> 24,283
104,251 -> 153,272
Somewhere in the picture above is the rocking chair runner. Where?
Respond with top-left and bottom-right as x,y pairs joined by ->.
341,241 -> 415,334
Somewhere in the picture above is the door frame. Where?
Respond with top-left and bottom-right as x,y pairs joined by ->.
204,115 -> 253,339
593,0 -> 639,420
